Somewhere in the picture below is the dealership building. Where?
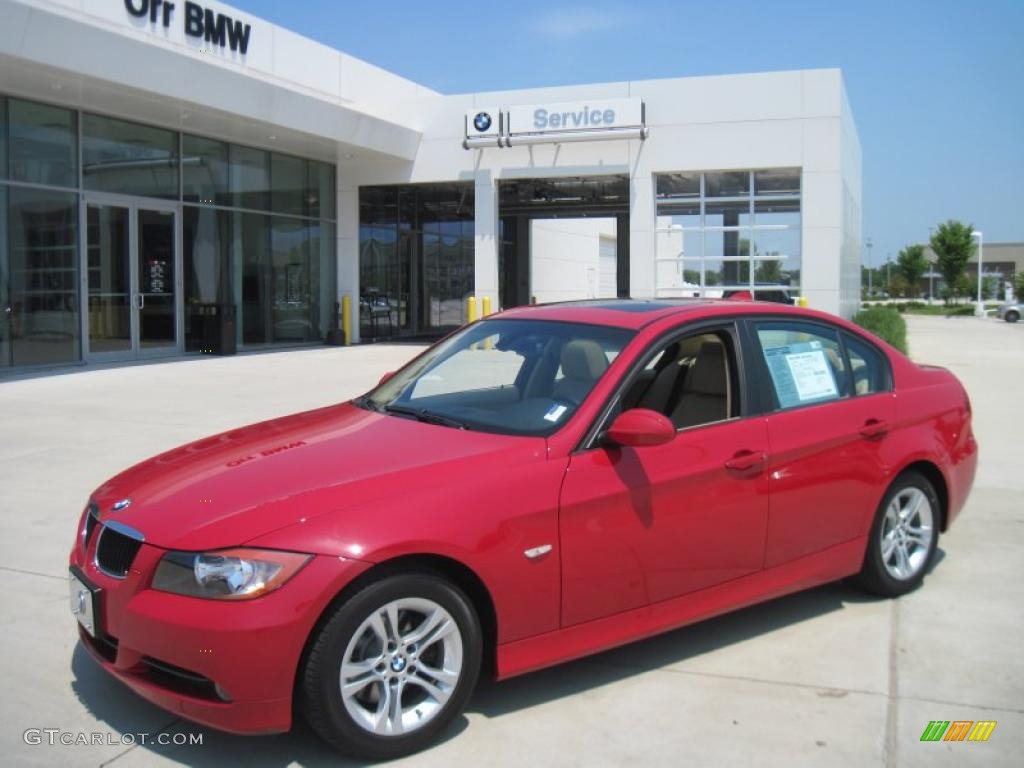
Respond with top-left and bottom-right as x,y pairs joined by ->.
0,0 -> 862,371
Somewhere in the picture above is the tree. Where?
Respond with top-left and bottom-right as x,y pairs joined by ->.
887,274 -> 910,298
1015,271 -> 1024,300
930,221 -> 975,305
895,244 -> 929,295
755,260 -> 783,283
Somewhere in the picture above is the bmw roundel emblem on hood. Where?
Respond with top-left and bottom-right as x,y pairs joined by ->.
111,498 -> 132,512
473,112 -> 492,132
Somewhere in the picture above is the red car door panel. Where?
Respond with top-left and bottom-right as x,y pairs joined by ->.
559,417 -> 770,627
764,393 -> 896,567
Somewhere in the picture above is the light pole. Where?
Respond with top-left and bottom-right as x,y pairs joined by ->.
865,237 -> 874,296
972,230 -> 984,317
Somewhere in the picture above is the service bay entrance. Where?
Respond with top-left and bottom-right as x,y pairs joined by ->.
82,197 -> 181,361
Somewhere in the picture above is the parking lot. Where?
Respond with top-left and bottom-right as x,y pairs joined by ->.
1,314 -> 1021,767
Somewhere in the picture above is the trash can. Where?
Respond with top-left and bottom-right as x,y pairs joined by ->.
196,303 -> 236,355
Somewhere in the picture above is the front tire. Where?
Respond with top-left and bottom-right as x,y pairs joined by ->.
299,572 -> 482,759
854,471 -> 940,596
1005,310 -> 1020,323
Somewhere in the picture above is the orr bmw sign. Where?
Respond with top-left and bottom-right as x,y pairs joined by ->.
124,0 -> 253,54
465,98 -> 647,149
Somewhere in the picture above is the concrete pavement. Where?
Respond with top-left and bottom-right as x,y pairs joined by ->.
0,316 -> 1021,767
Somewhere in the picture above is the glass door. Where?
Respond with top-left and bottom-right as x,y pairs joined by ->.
84,199 -> 180,360
86,203 -> 132,357
137,208 -> 177,351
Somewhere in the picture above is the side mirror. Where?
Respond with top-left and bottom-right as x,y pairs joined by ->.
378,371 -> 395,386
605,408 -> 675,448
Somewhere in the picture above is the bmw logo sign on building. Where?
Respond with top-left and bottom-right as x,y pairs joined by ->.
466,107 -> 499,137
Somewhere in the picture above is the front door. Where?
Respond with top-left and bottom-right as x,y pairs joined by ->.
558,326 -> 771,627
84,200 -> 180,361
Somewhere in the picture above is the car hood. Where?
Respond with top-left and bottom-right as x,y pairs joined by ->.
90,402 -> 547,551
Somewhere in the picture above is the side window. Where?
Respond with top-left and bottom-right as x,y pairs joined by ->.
843,332 -> 890,395
621,330 -> 738,430
755,322 -> 850,411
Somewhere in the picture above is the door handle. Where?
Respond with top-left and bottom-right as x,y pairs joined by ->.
725,450 -> 768,473
135,294 -> 145,310
859,419 -> 889,440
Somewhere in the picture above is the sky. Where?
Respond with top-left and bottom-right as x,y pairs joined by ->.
237,0 -> 1023,267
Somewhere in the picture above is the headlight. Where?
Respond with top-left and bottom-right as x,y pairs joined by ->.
152,548 -> 311,600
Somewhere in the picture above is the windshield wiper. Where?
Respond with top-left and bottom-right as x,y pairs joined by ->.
352,395 -> 381,412
382,404 -> 469,430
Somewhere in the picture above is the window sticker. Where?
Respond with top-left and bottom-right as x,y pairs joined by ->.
544,404 -> 568,422
763,342 -> 839,408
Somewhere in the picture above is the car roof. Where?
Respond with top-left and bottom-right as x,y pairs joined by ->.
494,298 -> 799,330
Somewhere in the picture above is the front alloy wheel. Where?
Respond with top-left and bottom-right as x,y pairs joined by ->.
300,572 -> 481,759
340,598 -> 463,736
855,471 -> 940,596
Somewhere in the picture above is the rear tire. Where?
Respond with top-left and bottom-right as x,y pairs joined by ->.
299,572 -> 481,759
854,471 -> 940,597
1006,310 -> 1019,323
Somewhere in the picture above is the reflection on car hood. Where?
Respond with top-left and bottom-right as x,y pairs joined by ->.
89,402 -> 546,551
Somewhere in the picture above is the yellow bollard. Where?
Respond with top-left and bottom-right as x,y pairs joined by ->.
481,295 -> 492,317
341,294 -> 352,345
798,296 -> 809,308
467,296 -> 478,323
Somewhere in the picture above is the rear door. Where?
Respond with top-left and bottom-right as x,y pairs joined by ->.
749,319 -> 895,567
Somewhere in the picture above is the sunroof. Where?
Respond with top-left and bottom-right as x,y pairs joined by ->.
571,299 -> 701,313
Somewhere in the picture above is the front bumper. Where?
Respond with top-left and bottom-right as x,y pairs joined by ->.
69,539 -> 371,734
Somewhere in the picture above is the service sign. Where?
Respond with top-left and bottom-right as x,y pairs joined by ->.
465,107 -> 501,138
506,98 -> 643,136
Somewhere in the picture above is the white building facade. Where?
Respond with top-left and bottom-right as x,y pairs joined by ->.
0,0 -> 861,368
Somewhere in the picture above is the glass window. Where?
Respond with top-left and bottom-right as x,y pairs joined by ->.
756,322 -> 849,410
704,171 -> 749,198
0,97 -> 7,179
843,332 -> 891,395
620,331 -> 737,429
705,200 -> 751,228
656,169 -> 801,299
82,113 -> 178,198
752,227 -> 800,259
230,145 -> 269,210
6,186 -> 79,366
701,258 -> 750,288
363,318 -> 634,436
270,215 -> 312,342
656,173 -> 700,199
755,169 -> 800,196
183,206 -> 232,351
0,186 -> 7,367
359,183 -> 474,338
237,211 -> 270,343
8,98 -> 78,188
308,160 -> 335,220
182,135 -> 229,205
310,220 -> 336,340
704,231 -> 754,259
270,152 -> 307,217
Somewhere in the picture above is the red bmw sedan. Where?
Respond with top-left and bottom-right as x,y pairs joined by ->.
69,299 -> 977,758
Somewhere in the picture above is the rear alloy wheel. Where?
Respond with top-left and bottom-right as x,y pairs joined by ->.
854,472 -> 940,596
300,573 -> 481,759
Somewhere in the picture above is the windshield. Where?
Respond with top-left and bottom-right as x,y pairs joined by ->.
359,319 -> 634,436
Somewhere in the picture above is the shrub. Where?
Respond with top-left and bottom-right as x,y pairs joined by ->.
852,306 -> 908,355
